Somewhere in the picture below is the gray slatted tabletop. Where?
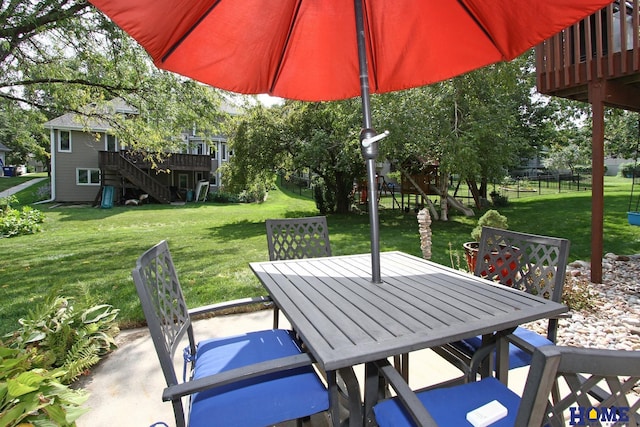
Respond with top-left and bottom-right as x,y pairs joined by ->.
250,251 -> 568,372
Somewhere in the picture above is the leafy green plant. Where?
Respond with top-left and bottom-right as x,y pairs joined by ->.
489,190 -> 509,207
562,275 -> 599,312
5,297 -> 119,383
470,209 -> 509,241
0,196 -> 45,238
0,346 -> 89,427
619,162 -> 640,178
0,297 -> 118,426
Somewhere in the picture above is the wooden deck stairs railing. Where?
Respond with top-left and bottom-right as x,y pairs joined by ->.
99,151 -> 171,204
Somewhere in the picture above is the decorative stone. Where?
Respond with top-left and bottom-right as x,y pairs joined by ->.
526,253 -> 640,352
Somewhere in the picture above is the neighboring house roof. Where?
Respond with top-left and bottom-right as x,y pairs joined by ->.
43,98 -> 138,132
0,142 -> 11,152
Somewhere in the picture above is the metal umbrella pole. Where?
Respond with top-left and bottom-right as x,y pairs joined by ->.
354,0 -> 388,283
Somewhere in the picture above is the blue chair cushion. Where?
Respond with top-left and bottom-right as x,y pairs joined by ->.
454,326 -> 553,370
374,377 -> 521,427
189,329 -> 328,427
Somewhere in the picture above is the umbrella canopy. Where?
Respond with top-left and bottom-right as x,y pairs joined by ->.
90,0 -> 613,282
90,0 -> 612,102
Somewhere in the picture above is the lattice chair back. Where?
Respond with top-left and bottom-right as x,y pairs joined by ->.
518,346 -> 640,427
373,345 -> 640,427
131,240 -> 195,425
475,227 -> 570,338
266,216 -> 332,261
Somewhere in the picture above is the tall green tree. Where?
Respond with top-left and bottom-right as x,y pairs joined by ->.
1,1 -> 226,168
374,52 -> 568,217
224,100 -> 364,214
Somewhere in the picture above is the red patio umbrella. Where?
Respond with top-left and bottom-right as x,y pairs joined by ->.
90,0 -> 613,282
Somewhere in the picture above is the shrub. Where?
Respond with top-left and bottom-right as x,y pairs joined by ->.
0,297 -> 119,426
0,196 -> 45,238
489,190 -> 509,207
208,191 -> 239,203
0,347 -> 89,426
470,209 -> 508,241
574,165 -> 592,174
619,162 -> 640,178
5,296 -> 120,383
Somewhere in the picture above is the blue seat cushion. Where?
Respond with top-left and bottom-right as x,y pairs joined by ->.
374,377 -> 520,427
188,329 -> 328,427
454,326 -> 553,370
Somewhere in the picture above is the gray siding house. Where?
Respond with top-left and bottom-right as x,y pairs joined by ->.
43,99 -> 231,204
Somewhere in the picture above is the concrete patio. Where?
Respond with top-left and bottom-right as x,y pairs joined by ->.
75,309 -> 530,427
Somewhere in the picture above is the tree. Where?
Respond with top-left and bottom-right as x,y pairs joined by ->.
604,109 -> 640,160
374,52 -> 550,217
224,100 -> 365,214
543,142 -> 590,175
1,1 -> 226,167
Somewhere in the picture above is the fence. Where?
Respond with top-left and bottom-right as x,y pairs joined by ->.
493,173 -> 592,199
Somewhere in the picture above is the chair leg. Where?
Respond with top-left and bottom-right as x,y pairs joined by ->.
393,353 -> 409,382
273,306 -> 279,329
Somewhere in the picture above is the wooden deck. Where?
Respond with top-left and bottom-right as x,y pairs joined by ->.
536,0 -> 640,111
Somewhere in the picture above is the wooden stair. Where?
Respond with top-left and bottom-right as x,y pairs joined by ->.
100,152 -> 171,204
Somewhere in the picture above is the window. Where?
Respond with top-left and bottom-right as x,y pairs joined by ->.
178,173 -> 188,189
59,130 -> 71,152
106,134 -> 117,152
221,143 -> 228,161
210,175 -> 217,186
77,168 -> 101,185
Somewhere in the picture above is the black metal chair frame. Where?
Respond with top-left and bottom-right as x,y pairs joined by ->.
266,216 -> 331,328
131,240 -> 328,427
432,226 -> 571,382
372,345 -> 640,427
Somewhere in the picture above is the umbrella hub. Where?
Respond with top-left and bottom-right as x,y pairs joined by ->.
360,129 -> 389,160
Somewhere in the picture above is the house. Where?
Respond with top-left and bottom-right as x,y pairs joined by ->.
43,98 -> 233,204
0,142 -> 10,176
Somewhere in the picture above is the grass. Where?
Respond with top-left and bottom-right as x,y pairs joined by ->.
0,175 -> 638,336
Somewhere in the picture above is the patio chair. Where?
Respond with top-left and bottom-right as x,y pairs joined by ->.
372,345 -> 640,427
264,217 -> 365,422
132,240 -> 329,427
432,226 -> 570,382
266,216 -> 332,328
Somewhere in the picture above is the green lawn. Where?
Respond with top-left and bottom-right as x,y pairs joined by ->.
0,176 -> 638,336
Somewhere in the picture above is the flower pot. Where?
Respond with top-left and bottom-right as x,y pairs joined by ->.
463,241 -> 480,273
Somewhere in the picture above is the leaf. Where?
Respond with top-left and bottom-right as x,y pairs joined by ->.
6,379 -> 38,398
0,402 -> 30,427
80,305 -> 118,324
7,372 -> 46,397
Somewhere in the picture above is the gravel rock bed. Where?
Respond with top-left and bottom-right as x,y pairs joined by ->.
524,253 -> 640,351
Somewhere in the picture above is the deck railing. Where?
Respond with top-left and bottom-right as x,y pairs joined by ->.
536,0 -> 640,96
101,150 -> 211,171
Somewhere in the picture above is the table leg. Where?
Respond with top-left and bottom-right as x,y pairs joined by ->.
327,368 -> 364,427
495,334 -> 509,384
327,371 -> 341,427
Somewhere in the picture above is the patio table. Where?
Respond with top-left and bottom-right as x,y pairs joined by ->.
250,251 -> 568,426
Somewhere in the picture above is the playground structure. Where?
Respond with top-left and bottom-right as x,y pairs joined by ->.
355,159 -> 476,217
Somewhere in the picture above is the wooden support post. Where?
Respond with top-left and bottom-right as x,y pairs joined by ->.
588,81 -> 605,284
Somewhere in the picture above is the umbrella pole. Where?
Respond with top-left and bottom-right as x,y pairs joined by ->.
354,0 -> 382,283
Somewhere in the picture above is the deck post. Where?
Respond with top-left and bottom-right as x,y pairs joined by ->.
588,80 -> 605,284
